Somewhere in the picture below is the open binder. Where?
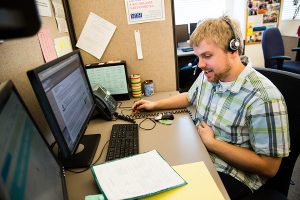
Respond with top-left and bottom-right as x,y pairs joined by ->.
91,150 -> 187,200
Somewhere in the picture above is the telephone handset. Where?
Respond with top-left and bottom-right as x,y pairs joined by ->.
93,85 -> 117,120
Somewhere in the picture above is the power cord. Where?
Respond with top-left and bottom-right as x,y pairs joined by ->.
66,140 -> 109,173
138,118 -> 156,130
114,112 -> 136,123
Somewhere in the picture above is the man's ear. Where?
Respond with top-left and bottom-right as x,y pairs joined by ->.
228,50 -> 239,57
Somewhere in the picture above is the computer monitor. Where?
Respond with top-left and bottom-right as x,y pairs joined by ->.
175,24 -> 189,44
0,80 -> 68,200
189,23 -> 197,35
27,50 -> 100,168
85,61 -> 130,101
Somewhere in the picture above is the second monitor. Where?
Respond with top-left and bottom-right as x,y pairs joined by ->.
27,50 -> 100,169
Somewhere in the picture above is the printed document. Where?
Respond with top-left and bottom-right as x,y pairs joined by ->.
76,12 -> 116,59
91,150 -> 187,200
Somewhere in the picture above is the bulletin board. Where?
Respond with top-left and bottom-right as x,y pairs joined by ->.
246,0 -> 281,45
68,0 -> 177,93
0,1 -> 72,143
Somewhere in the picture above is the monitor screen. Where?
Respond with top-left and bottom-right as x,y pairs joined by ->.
175,24 -> 189,44
0,80 -> 67,200
189,23 -> 197,35
27,50 -> 100,168
86,61 -> 130,100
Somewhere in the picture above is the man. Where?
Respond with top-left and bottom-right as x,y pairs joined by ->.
132,16 -> 290,199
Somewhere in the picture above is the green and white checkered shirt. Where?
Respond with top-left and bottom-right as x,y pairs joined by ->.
187,64 -> 290,191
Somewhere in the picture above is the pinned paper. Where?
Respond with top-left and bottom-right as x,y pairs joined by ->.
76,12 -> 116,60
36,0 -> 52,17
37,28 -> 57,62
124,0 -> 165,24
54,36 -> 72,57
134,30 -> 143,60
51,0 -> 68,32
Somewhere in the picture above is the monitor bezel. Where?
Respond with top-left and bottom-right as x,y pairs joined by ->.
85,61 -> 130,101
27,50 -> 96,159
0,80 -> 68,200
175,24 -> 189,44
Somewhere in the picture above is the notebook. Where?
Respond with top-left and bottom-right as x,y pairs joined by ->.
91,150 -> 187,200
0,80 -> 68,200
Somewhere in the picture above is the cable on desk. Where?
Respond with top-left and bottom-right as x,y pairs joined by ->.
117,102 -> 132,109
92,139 -> 110,164
65,139 -> 110,174
50,141 -> 57,150
138,118 -> 156,130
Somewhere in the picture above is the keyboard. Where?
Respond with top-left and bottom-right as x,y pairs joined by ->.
105,124 -> 139,161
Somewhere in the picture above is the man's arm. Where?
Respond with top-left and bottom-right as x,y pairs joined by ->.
198,122 -> 282,177
132,92 -> 191,112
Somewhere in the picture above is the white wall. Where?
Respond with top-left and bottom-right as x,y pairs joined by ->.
279,20 -> 299,37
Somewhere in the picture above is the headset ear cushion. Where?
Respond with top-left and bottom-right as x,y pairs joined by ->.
229,39 -> 240,51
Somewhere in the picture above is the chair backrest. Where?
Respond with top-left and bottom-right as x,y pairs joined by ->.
255,67 -> 300,196
262,28 -> 285,68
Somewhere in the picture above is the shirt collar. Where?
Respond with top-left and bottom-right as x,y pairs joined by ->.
211,63 -> 253,93
230,63 -> 253,93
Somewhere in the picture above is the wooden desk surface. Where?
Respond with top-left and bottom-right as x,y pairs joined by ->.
65,91 -> 230,200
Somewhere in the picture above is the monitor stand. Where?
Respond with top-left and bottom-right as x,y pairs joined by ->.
59,134 -> 101,169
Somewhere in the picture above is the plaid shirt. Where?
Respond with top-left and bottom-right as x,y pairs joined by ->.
187,64 -> 290,191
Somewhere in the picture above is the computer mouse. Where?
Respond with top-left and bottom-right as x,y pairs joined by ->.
155,112 -> 174,121
161,112 -> 174,120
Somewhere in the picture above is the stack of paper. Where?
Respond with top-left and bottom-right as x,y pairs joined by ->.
142,161 -> 225,200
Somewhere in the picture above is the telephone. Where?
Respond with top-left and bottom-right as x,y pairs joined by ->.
93,85 -> 117,120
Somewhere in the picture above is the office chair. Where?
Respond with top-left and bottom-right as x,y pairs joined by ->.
178,57 -> 201,92
243,68 -> 300,200
262,28 -> 300,74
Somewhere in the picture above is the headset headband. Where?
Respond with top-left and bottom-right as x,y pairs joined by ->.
222,17 -> 240,52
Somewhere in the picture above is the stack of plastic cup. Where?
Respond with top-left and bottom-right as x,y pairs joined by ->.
130,74 -> 142,98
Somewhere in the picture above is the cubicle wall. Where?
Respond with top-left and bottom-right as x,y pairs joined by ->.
0,1 -> 177,142
0,8 -> 71,142
68,0 -> 177,92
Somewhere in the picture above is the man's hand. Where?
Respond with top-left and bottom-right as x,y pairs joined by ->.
197,122 -> 216,149
198,123 -> 282,177
131,99 -> 156,113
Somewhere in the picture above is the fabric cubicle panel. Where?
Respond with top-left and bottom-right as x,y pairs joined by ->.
68,0 -> 177,92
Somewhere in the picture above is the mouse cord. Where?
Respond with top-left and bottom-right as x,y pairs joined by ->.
138,118 -> 156,130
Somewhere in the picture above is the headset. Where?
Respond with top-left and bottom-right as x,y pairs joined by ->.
222,17 -> 240,52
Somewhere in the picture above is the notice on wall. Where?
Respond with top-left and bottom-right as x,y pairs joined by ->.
37,28 -> 57,62
124,0 -> 165,24
76,12 -> 116,60
36,0 -> 52,17
54,36 -> 72,57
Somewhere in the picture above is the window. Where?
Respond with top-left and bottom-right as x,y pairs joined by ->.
281,0 -> 300,20
174,0 -> 226,25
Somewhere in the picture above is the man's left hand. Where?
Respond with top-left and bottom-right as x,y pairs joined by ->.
197,122 -> 215,149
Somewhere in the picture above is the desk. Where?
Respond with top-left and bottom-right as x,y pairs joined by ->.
177,48 -> 195,57
66,91 -> 230,200
177,41 -> 194,57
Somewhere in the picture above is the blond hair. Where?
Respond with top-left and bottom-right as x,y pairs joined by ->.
190,16 -> 243,55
